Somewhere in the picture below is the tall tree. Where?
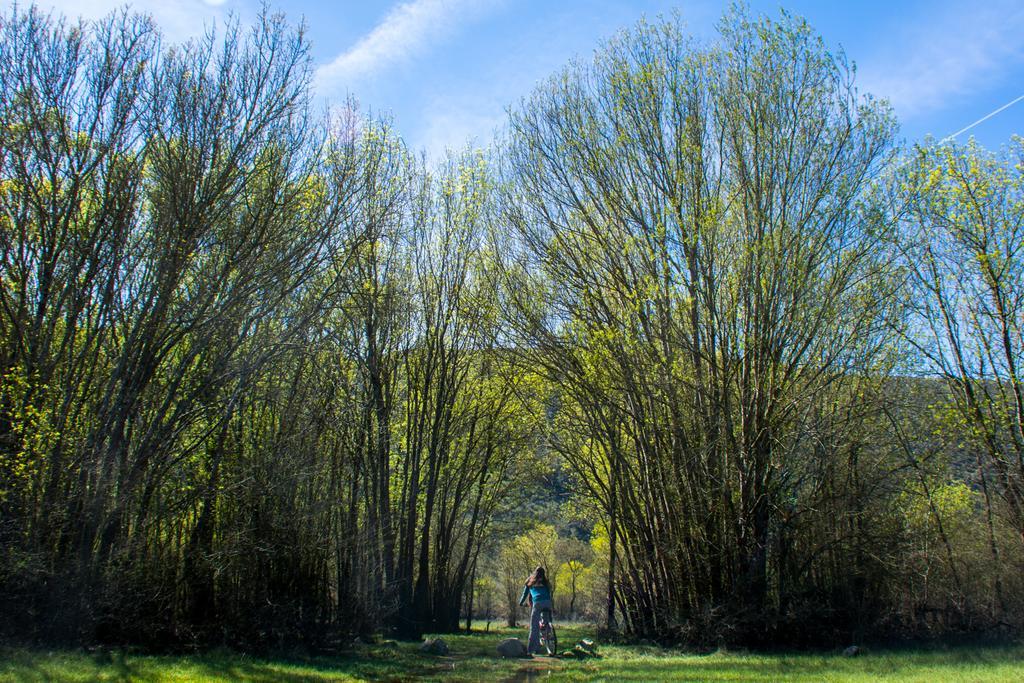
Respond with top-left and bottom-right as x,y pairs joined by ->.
498,9 -> 900,641
901,138 -> 1024,616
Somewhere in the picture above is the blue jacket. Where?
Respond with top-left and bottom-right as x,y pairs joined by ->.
519,582 -> 552,606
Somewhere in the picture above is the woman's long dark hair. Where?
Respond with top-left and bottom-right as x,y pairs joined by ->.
526,565 -> 548,587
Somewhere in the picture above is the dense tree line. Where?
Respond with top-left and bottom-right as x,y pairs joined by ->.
0,6 -> 539,647
0,4 -> 1022,649
492,12 -> 1024,644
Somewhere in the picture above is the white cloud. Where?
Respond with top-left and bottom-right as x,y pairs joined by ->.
7,0 -> 245,44
417,97 -> 505,161
858,0 -> 1024,119
315,0 -> 498,96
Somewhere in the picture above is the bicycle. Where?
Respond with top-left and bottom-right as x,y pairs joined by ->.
538,607 -> 557,656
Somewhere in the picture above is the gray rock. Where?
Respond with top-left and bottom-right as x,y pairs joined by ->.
496,638 -> 528,658
843,645 -> 861,657
420,638 -> 450,656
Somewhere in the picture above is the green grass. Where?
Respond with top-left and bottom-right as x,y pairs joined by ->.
2,625 -> 1023,682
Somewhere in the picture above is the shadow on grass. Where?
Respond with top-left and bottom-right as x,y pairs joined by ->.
585,643 -> 1024,683
0,645 -> 444,682
3,630 -> 1023,682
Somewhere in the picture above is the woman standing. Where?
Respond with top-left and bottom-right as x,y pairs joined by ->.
518,566 -> 553,655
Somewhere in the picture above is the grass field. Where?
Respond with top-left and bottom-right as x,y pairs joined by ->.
3,625 -> 1023,682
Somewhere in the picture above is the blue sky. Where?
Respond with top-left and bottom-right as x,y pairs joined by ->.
15,0 -> 1024,160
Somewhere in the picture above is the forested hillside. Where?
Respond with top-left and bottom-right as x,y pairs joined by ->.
1,4 -> 1022,651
